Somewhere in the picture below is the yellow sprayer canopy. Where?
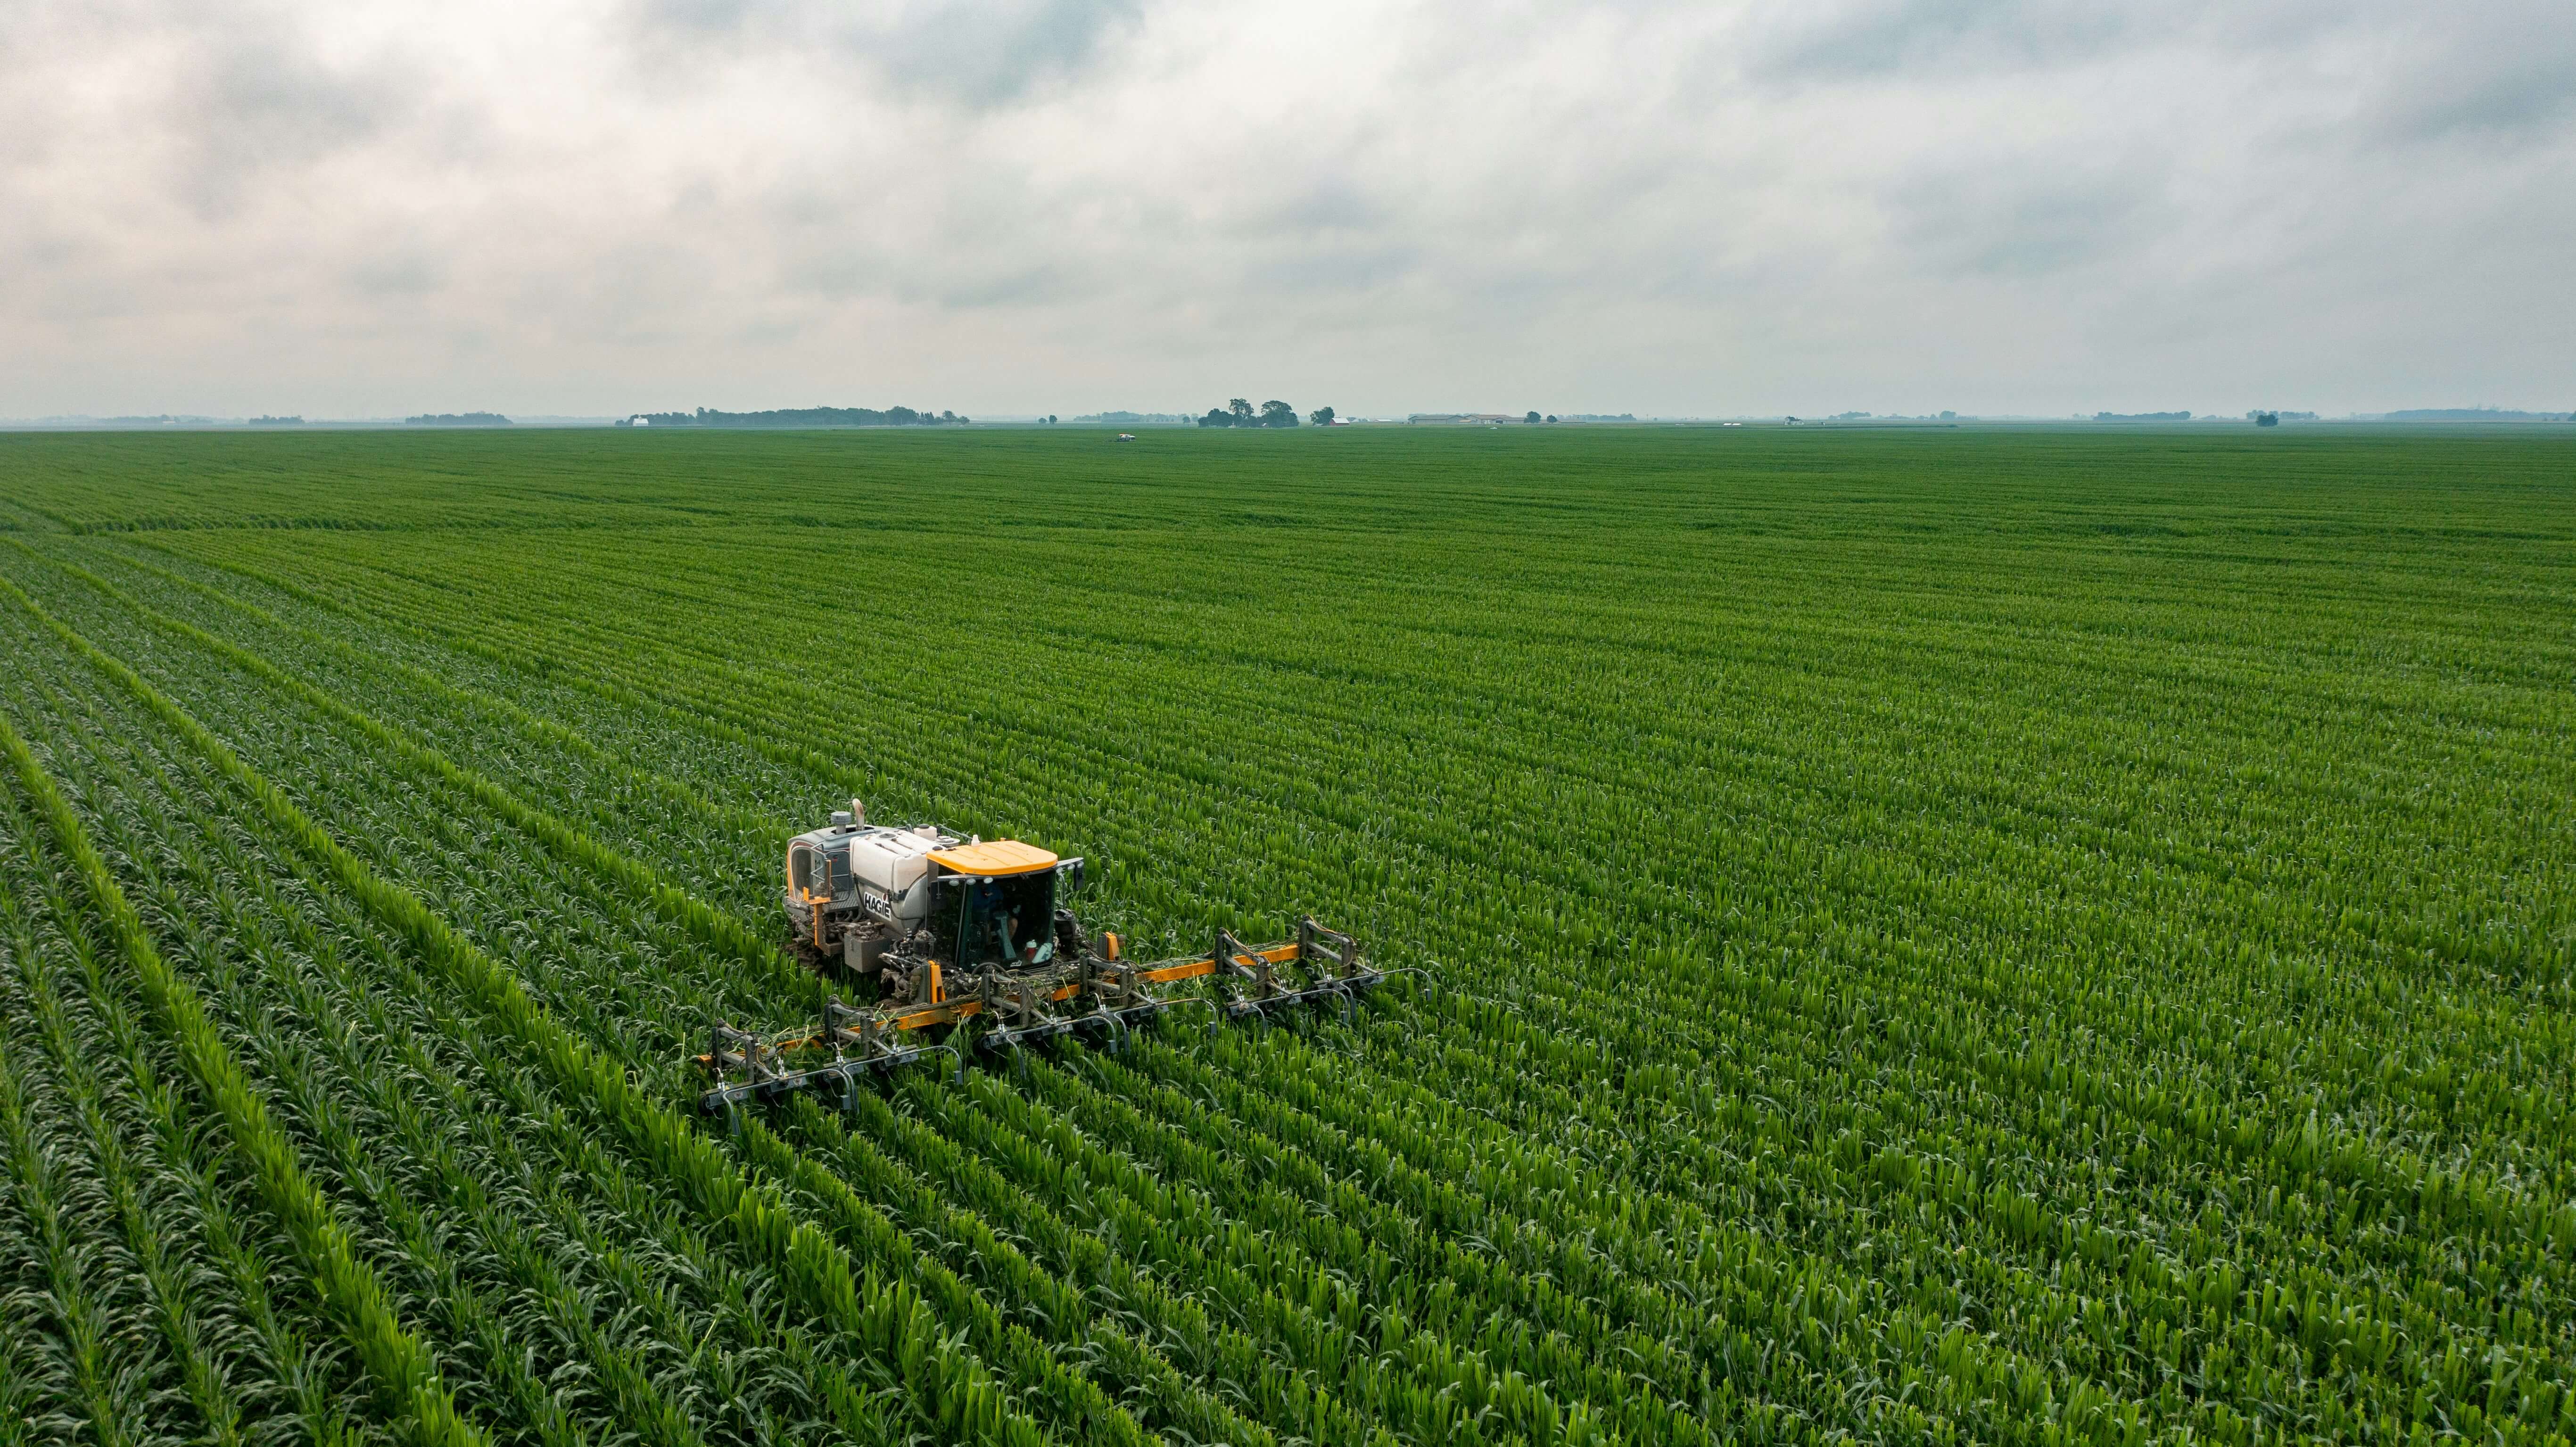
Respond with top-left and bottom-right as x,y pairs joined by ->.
926,839 -> 1059,877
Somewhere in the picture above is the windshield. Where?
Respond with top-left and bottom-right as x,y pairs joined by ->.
940,871 -> 1057,967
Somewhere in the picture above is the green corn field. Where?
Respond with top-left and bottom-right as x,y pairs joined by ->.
0,424 -> 2568,1447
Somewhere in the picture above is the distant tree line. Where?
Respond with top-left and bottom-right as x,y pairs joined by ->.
408,412 -> 512,426
248,416 -> 303,426
1198,398 -> 1303,428
619,406 -> 967,428
2093,411 -> 2191,422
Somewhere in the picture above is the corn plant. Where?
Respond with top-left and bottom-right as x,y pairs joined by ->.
2,426 -> 2571,1447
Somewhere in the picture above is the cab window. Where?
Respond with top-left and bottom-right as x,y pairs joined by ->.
791,843 -> 840,897
942,871 -> 1057,966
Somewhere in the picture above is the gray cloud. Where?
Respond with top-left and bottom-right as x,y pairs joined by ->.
1744,0 -> 2144,82
345,250 -> 447,297
2362,11 -> 2576,144
626,0 -> 1143,107
0,0 -> 2569,419
1888,156 -> 2168,278
161,14 -> 430,216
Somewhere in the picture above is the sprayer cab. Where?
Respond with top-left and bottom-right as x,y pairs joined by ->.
782,800 -> 1085,978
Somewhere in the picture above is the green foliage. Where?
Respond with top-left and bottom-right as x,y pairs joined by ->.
0,425 -> 2571,1446
1198,400 -> 1300,428
0,623 -> 485,1447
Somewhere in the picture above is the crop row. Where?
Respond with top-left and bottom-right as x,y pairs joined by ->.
50,533 -> 2566,1359
0,543 -> 2555,1442
0,543 -> 2493,1442
2,575 -> 1073,1446
12,550 -> 1680,1447
1,431 -> 2570,1447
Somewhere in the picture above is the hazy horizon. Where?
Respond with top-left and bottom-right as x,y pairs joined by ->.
6,1 -> 2571,420
7,407 -> 2572,428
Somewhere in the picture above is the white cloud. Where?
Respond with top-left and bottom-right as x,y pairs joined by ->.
0,0 -> 2569,417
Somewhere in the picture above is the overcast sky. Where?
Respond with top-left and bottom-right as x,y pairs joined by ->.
4,0 -> 2572,419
